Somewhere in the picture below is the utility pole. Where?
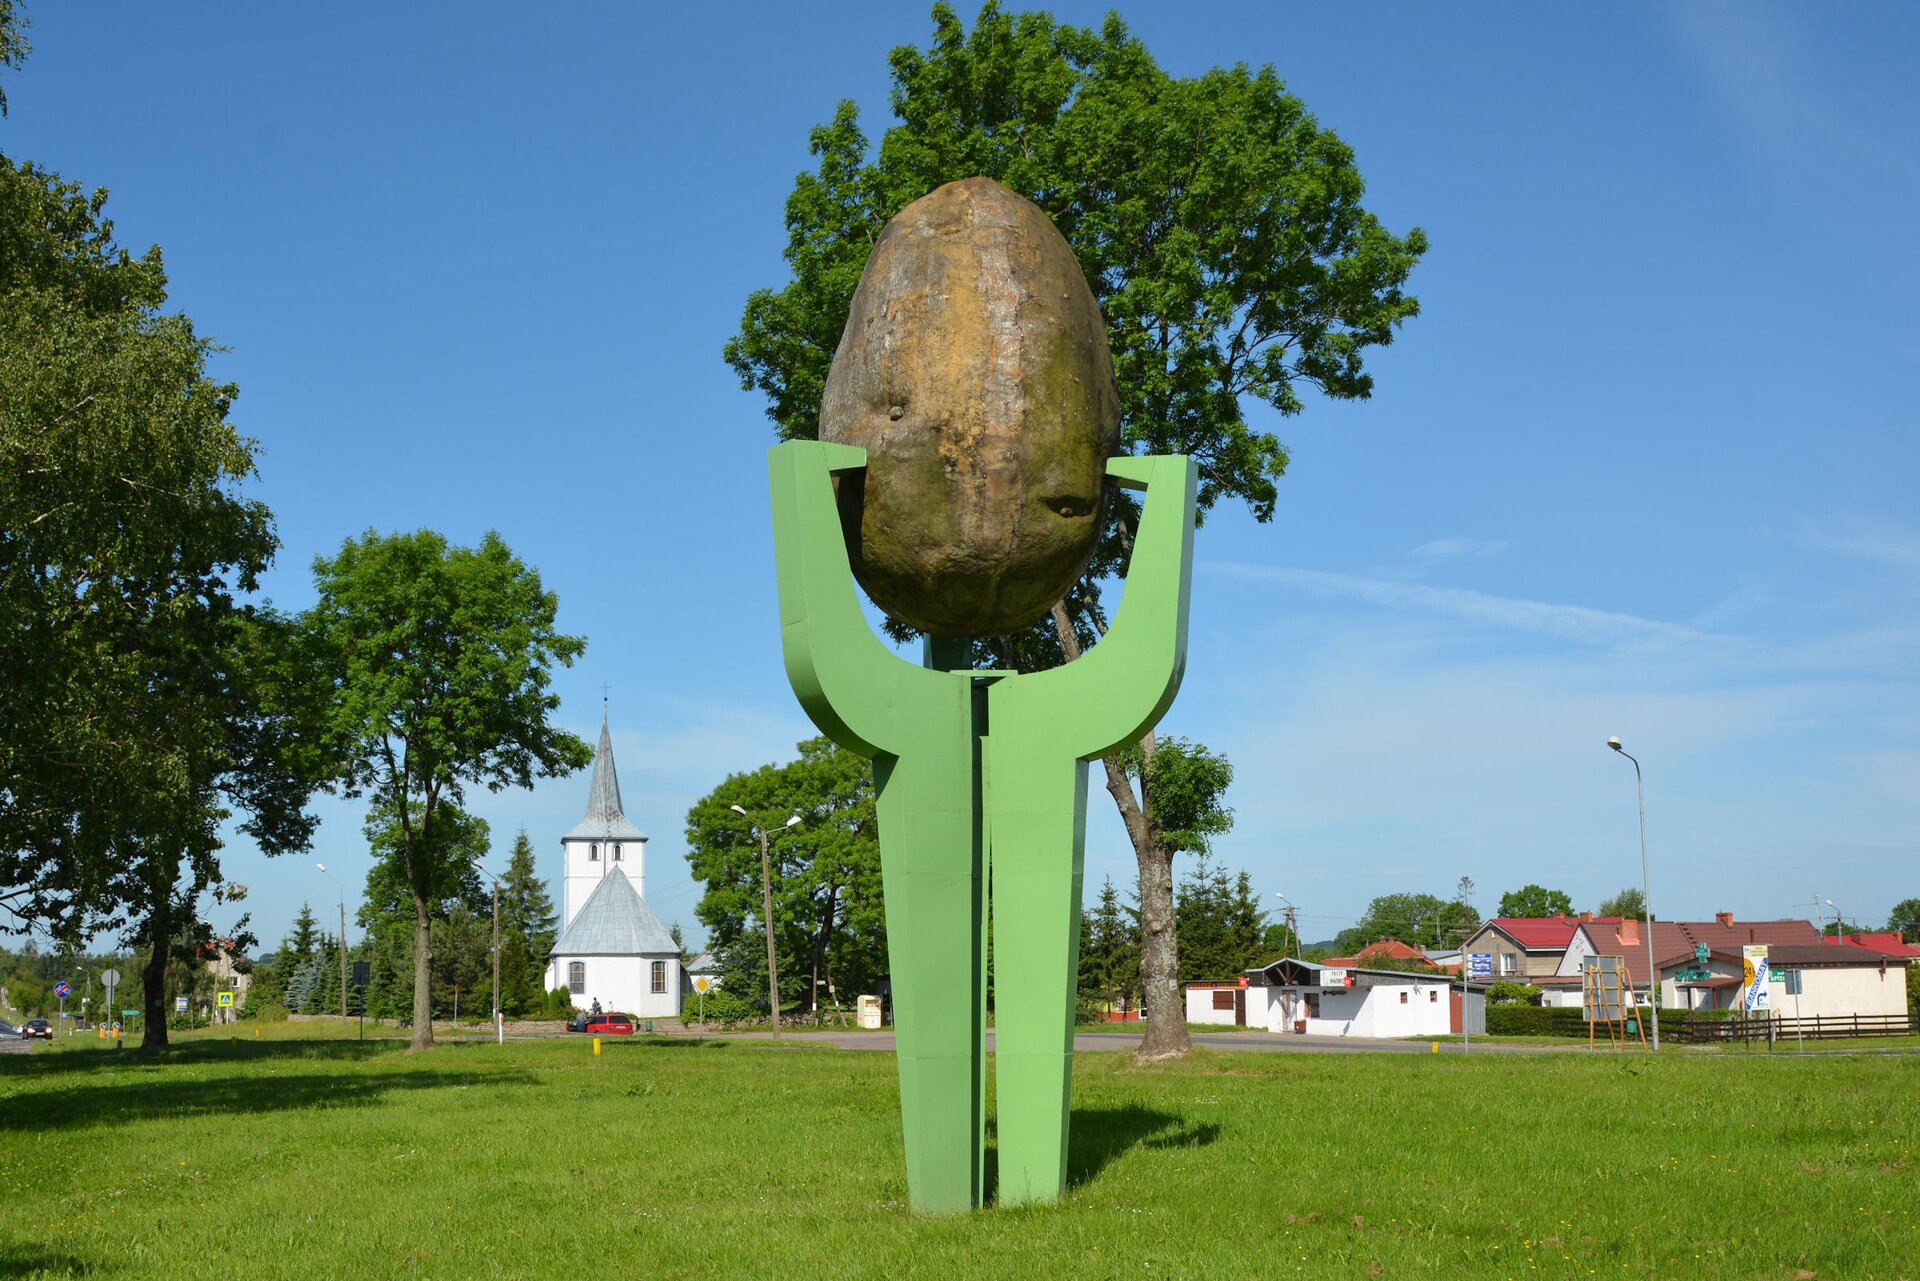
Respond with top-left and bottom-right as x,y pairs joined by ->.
732,806 -> 803,1038
316,863 -> 350,1033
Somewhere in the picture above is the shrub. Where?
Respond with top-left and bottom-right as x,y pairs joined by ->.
1486,981 -> 1541,1006
682,987 -> 760,1026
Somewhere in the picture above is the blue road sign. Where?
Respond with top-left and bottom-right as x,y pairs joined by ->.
53,981 -> 71,999
1468,952 -> 1493,978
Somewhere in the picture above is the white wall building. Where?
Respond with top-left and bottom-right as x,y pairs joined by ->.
1246,959 -> 1484,1038
544,710 -> 682,1018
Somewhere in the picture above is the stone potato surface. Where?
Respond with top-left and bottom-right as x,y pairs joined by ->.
820,177 -> 1119,636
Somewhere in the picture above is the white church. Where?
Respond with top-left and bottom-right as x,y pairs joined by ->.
544,710 -> 684,1018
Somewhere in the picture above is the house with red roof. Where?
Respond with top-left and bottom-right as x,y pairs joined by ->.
1555,913 -> 1906,1021
1460,914 -> 1620,980
1315,938 -> 1442,971
1826,932 -> 1920,963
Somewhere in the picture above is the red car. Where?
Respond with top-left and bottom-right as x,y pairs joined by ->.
584,1013 -> 634,1035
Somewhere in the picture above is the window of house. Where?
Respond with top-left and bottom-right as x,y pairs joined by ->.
568,962 -> 585,995
1399,991 -> 1409,1004
1305,993 -> 1321,1018
613,843 -> 623,862
651,960 -> 667,994
1500,953 -> 1516,975
1429,990 -> 1439,1003
589,843 -> 599,862
1211,990 -> 1235,1010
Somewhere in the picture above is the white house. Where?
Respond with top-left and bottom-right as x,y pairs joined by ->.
544,710 -> 682,1018
1247,959 -> 1484,1038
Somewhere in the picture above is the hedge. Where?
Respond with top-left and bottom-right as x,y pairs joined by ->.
1484,1005 -> 1731,1038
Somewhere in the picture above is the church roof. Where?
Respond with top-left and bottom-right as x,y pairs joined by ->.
565,711 -> 648,843
550,866 -> 677,956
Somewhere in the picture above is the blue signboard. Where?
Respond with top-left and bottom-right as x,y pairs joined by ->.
1468,952 -> 1493,978
53,981 -> 71,999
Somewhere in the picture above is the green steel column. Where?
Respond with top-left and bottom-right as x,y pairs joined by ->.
769,441 -> 985,1212
987,454 -> 1197,1205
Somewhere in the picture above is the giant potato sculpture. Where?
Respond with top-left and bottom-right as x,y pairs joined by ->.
819,177 -> 1120,636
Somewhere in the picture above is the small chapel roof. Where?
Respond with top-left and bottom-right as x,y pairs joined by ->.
550,866 -> 678,956
565,710 -> 648,843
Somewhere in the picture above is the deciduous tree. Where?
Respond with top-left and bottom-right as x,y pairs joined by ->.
1598,887 -> 1648,922
1497,884 -> 1574,919
293,530 -> 590,1050
725,3 -> 1424,1060
1885,898 -> 1920,944
685,737 -> 884,1016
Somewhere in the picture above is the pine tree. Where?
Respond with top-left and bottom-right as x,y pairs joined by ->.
286,902 -> 320,961
500,828 -> 558,1001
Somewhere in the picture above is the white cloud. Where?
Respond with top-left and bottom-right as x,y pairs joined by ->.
1206,561 -> 1711,648
1796,520 -> 1920,576
1411,536 -> 1511,560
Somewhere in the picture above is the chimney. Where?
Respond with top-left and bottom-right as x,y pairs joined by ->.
1579,911 -> 1592,922
1715,911 -> 1734,928
1620,918 -> 1639,946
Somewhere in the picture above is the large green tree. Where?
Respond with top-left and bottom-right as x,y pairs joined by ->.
725,3 -> 1423,1060
1173,858 -> 1269,983
0,27 -> 317,1049
685,736 -> 885,1016
1497,884 -> 1574,919
1885,898 -> 1920,944
1078,876 -> 1140,1014
293,530 -> 590,1050
1339,891 -> 1478,954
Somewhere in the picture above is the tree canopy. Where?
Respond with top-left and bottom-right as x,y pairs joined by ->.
727,1 -> 1425,522
1497,884 -> 1574,919
292,529 -> 590,1048
1597,887 -> 1648,922
1887,899 -> 1920,944
685,737 -> 885,1015
1339,891 -> 1478,954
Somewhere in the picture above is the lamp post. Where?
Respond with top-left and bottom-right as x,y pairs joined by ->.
314,863 -> 350,1033
731,806 -> 802,1038
470,859 -> 503,1045
1824,898 -> 1842,942
1273,892 -> 1299,958
1606,737 -> 1660,1051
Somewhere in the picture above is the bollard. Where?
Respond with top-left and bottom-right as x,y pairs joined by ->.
255,1028 -> 260,1038
593,1036 -> 602,1057
1431,1042 -> 1438,1054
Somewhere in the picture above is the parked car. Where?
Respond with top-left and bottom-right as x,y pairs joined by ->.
585,1013 -> 634,1035
22,1019 -> 53,1039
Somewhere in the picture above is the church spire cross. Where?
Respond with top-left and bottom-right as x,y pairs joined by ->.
583,716 -> 626,819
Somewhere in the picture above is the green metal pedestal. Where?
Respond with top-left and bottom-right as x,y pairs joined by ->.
769,442 -> 1194,1212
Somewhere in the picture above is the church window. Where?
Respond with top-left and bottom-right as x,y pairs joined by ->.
568,962 -> 585,995
589,844 -> 599,862
651,961 -> 667,994
613,843 -> 623,862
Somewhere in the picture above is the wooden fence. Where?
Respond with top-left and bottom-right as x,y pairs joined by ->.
1662,1011 -> 1917,1045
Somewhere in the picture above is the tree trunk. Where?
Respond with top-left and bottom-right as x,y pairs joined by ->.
1050,602 -> 1189,1061
137,886 -> 172,1053
409,890 -> 434,1051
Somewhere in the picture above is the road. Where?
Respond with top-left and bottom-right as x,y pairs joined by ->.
653,1027 -> 1569,1055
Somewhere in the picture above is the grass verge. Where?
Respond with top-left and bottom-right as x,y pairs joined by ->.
2,1027 -> 1913,1279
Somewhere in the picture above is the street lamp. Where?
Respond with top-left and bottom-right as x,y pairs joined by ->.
1824,898 -> 1842,942
731,805 -> 802,1038
1606,737 -> 1660,1051
469,859 -> 504,1044
314,863 -> 349,1034
1273,892 -> 1298,958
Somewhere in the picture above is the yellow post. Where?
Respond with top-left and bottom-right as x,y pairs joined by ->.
1431,1042 -> 1438,1054
255,1028 -> 260,1038
593,1036 -> 602,1057
231,1035 -> 237,1049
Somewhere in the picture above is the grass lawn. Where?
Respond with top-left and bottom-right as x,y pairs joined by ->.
2,1027 -> 1914,1280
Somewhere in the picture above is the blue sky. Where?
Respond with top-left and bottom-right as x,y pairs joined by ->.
7,4 -> 1916,952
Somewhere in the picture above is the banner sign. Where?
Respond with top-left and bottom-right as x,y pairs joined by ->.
1468,953 -> 1493,978
1319,968 -> 1352,989
1742,945 -> 1771,1011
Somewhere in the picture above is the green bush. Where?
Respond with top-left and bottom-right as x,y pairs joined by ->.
1486,981 -> 1541,1006
682,987 -> 760,1026
1485,1005 -> 1734,1038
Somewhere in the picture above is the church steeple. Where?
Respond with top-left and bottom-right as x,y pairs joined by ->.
560,700 -> 649,930
583,704 -> 626,822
